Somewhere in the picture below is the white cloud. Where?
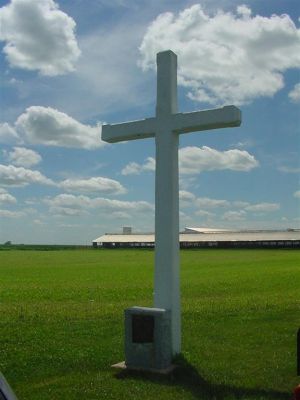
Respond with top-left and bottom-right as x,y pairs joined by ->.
121,157 -> 155,175
0,209 -> 25,218
16,106 -> 104,149
89,197 -> 154,213
0,0 -> 80,76
0,188 -> 17,205
179,190 -> 198,209
58,223 -> 80,228
59,177 -> 126,195
33,219 -> 46,225
139,5 -> 300,105
122,147 -> 258,176
45,194 -> 91,210
179,146 -> 258,175
236,5 -> 252,18
51,206 -> 87,217
222,210 -> 246,221
179,176 -> 198,191
45,194 -> 154,216
195,209 -> 215,218
178,189 -> 281,217
179,190 -> 196,203
121,162 -> 141,176
111,211 -> 131,219
294,190 -> 300,199
233,139 -> 255,149
245,202 -> 280,212
278,165 -> 300,174
24,207 -> 38,215
0,123 -> 20,144
288,83 -> 300,103
196,197 -> 230,209
0,164 -> 54,187
6,147 -> 42,167
233,201 -> 250,208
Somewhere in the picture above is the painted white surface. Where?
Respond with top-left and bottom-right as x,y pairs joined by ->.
154,51 -> 180,354
184,227 -> 230,233
102,50 -> 241,355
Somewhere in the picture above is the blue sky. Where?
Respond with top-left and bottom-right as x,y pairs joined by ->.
0,0 -> 299,244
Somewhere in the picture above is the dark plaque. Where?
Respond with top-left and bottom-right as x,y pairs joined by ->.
132,314 -> 154,343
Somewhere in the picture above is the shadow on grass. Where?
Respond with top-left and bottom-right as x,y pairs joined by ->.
114,355 -> 290,400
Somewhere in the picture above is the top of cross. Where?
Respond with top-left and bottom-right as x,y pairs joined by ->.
102,50 -> 241,144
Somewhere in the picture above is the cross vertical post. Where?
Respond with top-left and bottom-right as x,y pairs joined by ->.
154,51 -> 181,354
101,49 -> 242,365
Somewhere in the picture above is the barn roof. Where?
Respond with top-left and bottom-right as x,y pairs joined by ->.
93,230 -> 300,243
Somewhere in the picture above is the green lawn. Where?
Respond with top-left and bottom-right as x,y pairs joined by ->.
0,249 -> 299,399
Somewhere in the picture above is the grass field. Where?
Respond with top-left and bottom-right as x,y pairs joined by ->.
0,249 -> 299,399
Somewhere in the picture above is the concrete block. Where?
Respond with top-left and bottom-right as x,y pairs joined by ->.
124,307 -> 172,370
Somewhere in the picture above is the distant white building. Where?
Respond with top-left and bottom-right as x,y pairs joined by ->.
93,227 -> 300,249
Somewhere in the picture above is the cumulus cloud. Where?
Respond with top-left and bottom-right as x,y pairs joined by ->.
0,0 -> 80,75
59,177 -> 126,195
111,211 -> 131,219
121,157 -> 155,175
0,209 -> 25,218
294,190 -> 300,199
139,5 -> 300,105
16,106 -> 104,149
185,192 -> 280,215
278,165 -> 300,174
0,123 -> 20,144
5,147 -> 42,167
221,202 -> 280,221
209,199 -> 279,213
121,162 -> 141,176
51,206 -> 86,217
288,83 -> 300,103
222,210 -> 246,221
195,209 -> 215,218
122,146 -> 258,176
45,194 -> 90,212
0,164 -> 54,187
179,190 -> 196,203
45,194 -> 154,216
91,197 -> 154,213
244,202 -> 280,212
0,188 -> 17,205
233,201 -> 250,208
179,146 -> 258,175
31,219 -> 44,225
196,197 -> 230,209
236,5 -> 252,18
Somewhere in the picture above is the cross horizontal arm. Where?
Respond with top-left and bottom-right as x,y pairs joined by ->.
172,105 -> 241,134
102,117 -> 156,143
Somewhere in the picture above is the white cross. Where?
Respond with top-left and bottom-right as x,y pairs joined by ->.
102,50 -> 241,355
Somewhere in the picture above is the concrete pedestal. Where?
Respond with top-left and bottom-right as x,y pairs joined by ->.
124,307 -> 172,371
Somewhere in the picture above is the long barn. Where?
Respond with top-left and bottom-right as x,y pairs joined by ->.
93,227 -> 300,249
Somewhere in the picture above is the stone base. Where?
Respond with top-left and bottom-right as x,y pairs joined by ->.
124,307 -> 172,371
111,361 -> 177,375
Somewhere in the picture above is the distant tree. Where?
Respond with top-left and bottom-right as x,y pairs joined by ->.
4,241 -> 12,246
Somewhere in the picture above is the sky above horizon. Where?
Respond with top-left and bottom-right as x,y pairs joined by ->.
0,0 -> 299,244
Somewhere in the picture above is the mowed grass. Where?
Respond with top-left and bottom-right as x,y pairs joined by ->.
0,249 -> 299,400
